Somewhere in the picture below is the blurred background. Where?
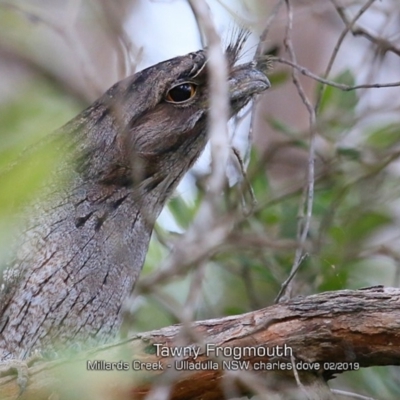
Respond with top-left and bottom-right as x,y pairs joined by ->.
1,0 -> 400,398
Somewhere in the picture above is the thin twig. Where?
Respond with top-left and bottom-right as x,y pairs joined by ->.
249,0 -> 285,159
315,0 -> 377,110
140,1 -> 235,295
255,0 -> 285,59
275,0 -> 317,303
1,1 -> 102,97
275,57 -> 400,91
331,389 -> 378,400
291,355 -> 312,400
188,0 -> 230,196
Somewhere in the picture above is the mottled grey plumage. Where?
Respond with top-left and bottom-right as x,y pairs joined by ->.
0,42 -> 270,361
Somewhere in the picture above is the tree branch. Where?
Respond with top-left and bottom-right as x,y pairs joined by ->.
1,286 -> 399,400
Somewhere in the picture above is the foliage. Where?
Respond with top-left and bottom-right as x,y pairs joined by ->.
0,79 -> 80,259
1,1 -> 400,398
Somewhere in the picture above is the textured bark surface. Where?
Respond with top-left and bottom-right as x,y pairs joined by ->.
0,286 -> 399,399
0,39 -> 270,361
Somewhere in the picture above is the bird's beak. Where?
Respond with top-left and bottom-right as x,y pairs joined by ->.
229,64 -> 270,102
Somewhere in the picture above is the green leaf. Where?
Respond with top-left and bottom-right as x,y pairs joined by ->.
0,80 -> 80,218
346,211 -> 392,242
267,117 -> 298,138
337,147 -> 361,161
167,196 -> 197,229
319,69 -> 357,114
366,123 -> 400,150
268,71 -> 290,86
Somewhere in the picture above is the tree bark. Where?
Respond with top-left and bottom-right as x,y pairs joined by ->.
1,286 -> 399,400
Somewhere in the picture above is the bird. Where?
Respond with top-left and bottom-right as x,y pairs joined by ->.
0,36 -> 270,362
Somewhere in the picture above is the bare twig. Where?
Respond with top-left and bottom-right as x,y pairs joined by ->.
1,1 -> 102,97
352,26 -> 400,57
314,0 -> 377,109
275,57 -> 400,91
331,0 -> 400,57
291,354 -> 313,400
137,0 -> 239,296
275,0 -> 317,303
188,0 -> 230,196
331,389 -> 377,400
255,0 -> 285,59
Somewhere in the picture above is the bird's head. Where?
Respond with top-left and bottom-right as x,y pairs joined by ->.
71,36 -> 270,204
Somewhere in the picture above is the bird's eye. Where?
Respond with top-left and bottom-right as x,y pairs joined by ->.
166,83 -> 197,103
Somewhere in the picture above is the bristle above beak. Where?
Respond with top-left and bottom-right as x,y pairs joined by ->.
225,28 -> 251,67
